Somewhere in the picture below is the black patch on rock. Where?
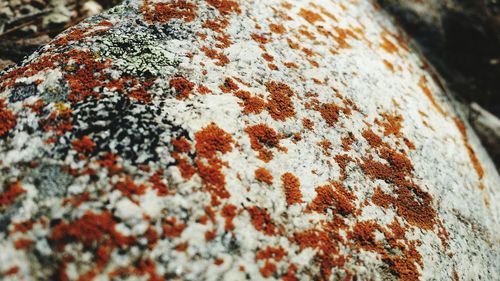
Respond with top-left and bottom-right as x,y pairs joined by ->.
9,84 -> 37,103
64,94 -> 163,164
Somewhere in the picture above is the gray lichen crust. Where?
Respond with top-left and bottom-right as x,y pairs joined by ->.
0,0 -> 499,280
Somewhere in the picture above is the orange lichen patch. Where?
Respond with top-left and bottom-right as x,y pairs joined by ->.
255,167 -> 273,185
170,76 -> 195,100
256,246 -> 287,261
383,59 -> 395,72
341,132 -> 355,151
269,23 -> 286,34
221,204 -> 237,231
371,187 -> 395,209
418,76 -> 446,116
361,157 -> 436,230
206,0 -> 241,15
245,124 -> 282,162
376,112 -> 403,137
14,238 -> 33,249
142,0 -> 197,23
215,34 -> 233,48
0,99 -> 16,137
332,27 -> 358,49
0,181 -> 26,207
316,103 -> 342,127
319,139 -> 331,153
380,33 -> 399,54
195,159 -> 230,199
52,23 -> 109,46
334,154 -> 354,181
302,118 -> 314,130
149,169 -> 169,196
251,33 -> 269,44
308,182 -> 355,215
291,219 -> 347,278
234,90 -> 267,114
163,217 -> 186,238
62,49 -> 137,104
2,266 -> 19,276
172,137 -> 191,153
202,18 -> 229,33
281,172 -> 303,205
362,128 -> 384,148
259,261 -> 277,278
262,53 -> 274,62
247,206 -> 277,235
298,8 -> 324,24
72,135 -> 95,154
12,220 -> 34,234
219,77 -> 239,93
195,123 -> 234,158
454,118 -> 484,180
284,62 -> 299,69
51,211 -> 134,271
201,46 -> 230,66
115,178 -> 147,202
266,81 -> 296,121
205,230 -> 216,241
108,258 -> 164,281
349,220 -> 424,281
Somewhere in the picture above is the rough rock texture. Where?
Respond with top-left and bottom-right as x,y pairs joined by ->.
0,0 -> 499,280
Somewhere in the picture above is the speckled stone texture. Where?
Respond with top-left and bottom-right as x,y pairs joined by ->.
0,0 -> 499,280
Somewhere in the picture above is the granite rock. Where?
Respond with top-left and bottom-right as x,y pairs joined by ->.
0,0 -> 499,280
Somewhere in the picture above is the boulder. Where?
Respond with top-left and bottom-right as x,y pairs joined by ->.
0,0 -> 498,280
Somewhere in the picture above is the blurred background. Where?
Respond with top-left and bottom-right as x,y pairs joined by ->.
1,0 -> 498,169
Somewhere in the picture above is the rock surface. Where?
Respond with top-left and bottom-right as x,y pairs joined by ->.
0,0 -> 499,280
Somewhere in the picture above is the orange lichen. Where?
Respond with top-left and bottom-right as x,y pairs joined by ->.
454,118 -> 484,180
149,169 -> 169,196
281,172 -> 303,205
14,238 -> 33,249
302,118 -> 314,130
206,0 -> 241,15
201,46 -> 230,66
298,8 -> 324,24
246,124 -> 281,162
0,181 -> 25,207
383,59 -> 395,72
163,217 -> 186,238
269,23 -> 286,34
219,77 -> 239,93
380,34 -> 399,54
0,99 -> 16,137
142,0 -> 197,23
234,90 -> 267,114
255,167 -> 273,185
170,76 -> 195,100
195,123 -> 234,158
341,132 -> 355,151
376,112 -> 403,137
247,206 -> 277,235
266,81 -> 296,121
418,76 -> 446,116
259,261 -> 277,278
51,211 -> 134,272
221,204 -> 237,231
172,137 -> 191,153
308,182 -> 355,215
72,136 -> 96,154
256,246 -> 287,261
316,103 -> 348,127
115,178 -> 147,202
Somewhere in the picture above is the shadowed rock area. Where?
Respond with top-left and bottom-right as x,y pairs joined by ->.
0,0 -> 499,280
